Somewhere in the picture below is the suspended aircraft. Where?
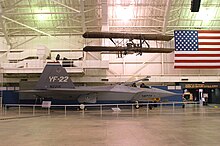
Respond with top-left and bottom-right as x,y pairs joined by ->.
19,62 -> 177,108
83,32 -> 174,57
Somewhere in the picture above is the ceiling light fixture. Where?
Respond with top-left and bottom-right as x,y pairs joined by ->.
115,6 -> 134,22
36,8 -> 51,21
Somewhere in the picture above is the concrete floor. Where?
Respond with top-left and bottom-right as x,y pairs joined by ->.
1,105 -> 220,146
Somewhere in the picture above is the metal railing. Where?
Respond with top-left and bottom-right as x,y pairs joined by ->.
2,101 -> 199,117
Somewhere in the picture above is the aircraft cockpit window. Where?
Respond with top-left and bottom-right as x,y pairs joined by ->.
140,83 -> 151,88
56,54 -> 60,60
131,83 -> 137,87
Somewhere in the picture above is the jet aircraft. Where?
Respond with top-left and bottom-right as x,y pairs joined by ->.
83,31 -> 174,57
19,62 -> 177,108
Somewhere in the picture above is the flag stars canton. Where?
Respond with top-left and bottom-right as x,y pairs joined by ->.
174,30 -> 198,51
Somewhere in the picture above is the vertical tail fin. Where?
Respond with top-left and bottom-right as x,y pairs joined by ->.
35,62 -> 75,89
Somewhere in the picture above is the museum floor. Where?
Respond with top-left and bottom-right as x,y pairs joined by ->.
0,105 -> 220,146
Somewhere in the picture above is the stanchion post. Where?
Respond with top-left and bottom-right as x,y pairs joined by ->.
48,107 -> 50,115
0,96 -> 2,109
147,104 -> 149,113
18,105 -> 21,116
100,105 -> 102,115
173,102 -> 175,112
4,105 -> 7,115
132,104 -> 134,113
65,106 -> 67,116
33,105 -> 35,116
1,104 -> 3,115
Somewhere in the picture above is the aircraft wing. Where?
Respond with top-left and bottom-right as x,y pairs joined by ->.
83,46 -> 174,53
83,32 -> 173,41
47,86 -> 137,94
19,88 -> 110,101
20,86 -> 138,94
19,88 -> 108,94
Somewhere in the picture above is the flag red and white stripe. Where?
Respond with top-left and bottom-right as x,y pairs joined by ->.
174,30 -> 220,69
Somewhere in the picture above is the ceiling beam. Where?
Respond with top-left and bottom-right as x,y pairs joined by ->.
0,33 -> 82,37
109,25 -> 220,29
109,26 -> 163,28
0,25 -> 100,30
50,0 -> 80,13
167,25 -> 220,28
2,16 -> 52,37
162,0 -> 172,34
0,5 -> 11,48
80,0 -> 86,33
101,0 -> 108,26
4,12 -> 80,15
4,0 -> 24,13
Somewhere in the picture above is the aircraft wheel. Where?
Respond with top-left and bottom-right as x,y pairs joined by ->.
149,105 -> 153,110
135,101 -> 140,109
79,104 -> 86,110
135,104 -> 140,109
182,104 -> 185,108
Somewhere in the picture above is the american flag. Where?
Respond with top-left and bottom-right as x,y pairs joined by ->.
174,30 -> 220,69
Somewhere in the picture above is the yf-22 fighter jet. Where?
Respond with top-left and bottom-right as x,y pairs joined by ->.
20,62 -> 177,108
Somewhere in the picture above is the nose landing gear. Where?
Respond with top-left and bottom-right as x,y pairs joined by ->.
135,101 -> 140,109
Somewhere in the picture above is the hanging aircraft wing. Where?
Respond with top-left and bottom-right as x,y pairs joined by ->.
83,46 -> 174,53
83,32 -> 173,41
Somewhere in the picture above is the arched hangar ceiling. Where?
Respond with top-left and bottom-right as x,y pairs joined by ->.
0,0 -> 219,38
